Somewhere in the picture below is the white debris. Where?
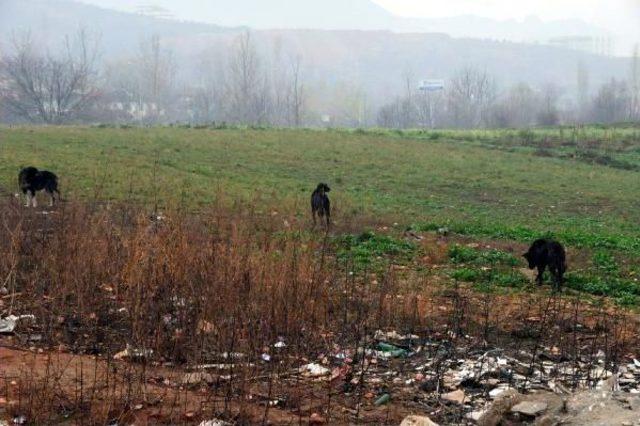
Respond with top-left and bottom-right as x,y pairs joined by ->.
0,315 -> 35,334
490,387 -> 510,398
113,344 -> 153,361
511,401 -> 548,416
374,329 -> 420,341
199,420 -> 231,426
299,363 -> 330,377
465,410 -> 486,422
220,352 -> 245,360
12,415 -> 27,425
189,363 -> 255,370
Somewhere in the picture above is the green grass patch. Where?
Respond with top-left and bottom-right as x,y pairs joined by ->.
448,244 -> 519,266
416,221 -> 640,254
335,231 -> 417,269
2,125 -> 640,305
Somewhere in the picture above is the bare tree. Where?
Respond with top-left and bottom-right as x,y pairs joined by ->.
137,35 -> 175,122
590,78 -> 631,123
576,60 -> 590,122
189,47 -> 227,124
447,67 -> 495,128
631,44 -> 640,120
0,30 -> 99,123
287,54 -> 305,127
268,37 -> 288,126
537,83 -> 561,126
227,31 -> 267,124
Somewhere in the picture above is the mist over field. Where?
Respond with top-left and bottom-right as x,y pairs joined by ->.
0,0 -> 638,127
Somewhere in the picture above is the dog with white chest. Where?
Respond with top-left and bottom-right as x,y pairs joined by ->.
18,167 -> 60,207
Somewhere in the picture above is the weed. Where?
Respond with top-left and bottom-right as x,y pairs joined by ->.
335,231 -> 416,268
451,267 -> 481,282
448,244 -> 519,266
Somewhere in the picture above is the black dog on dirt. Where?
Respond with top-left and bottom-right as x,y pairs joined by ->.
523,239 -> 567,291
18,167 -> 60,207
311,183 -> 331,228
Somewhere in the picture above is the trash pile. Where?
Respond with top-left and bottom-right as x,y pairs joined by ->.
269,328 -> 640,424
3,312 -> 639,425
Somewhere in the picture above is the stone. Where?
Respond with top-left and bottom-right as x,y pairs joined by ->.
309,413 -> 326,424
510,401 -> 548,417
465,411 -> 486,422
442,389 -> 465,404
400,415 -> 439,426
489,387 -> 509,398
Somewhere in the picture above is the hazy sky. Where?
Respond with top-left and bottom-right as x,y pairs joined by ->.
373,0 -> 639,34
76,0 -> 639,53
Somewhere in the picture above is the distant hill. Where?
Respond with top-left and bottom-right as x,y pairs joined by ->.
0,0 -> 630,108
0,0 -> 230,57
73,0 -> 608,44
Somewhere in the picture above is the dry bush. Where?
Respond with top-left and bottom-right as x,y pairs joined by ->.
0,197 -> 638,424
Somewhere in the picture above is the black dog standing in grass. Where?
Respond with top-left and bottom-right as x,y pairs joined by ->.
18,167 -> 60,207
311,183 -> 331,228
523,239 -> 567,291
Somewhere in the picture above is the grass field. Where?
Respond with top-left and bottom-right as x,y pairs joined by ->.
1,124 -> 640,305
2,125 -> 640,424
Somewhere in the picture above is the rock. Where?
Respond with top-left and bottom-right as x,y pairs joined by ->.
510,401 -> 548,417
489,387 -> 509,398
477,389 -> 522,426
562,390 -> 640,425
400,415 -> 439,426
465,410 -> 486,422
309,413 -> 326,424
441,389 -> 465,404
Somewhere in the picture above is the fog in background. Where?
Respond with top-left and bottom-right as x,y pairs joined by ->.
0,0 -> 638,127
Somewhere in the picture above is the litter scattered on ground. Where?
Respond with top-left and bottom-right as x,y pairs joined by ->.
400,416 -> 439,426
181,372 -> 215,386
8,311 -> 639,426
12,415 -> 27,425
299,363 -> 331,377
113,344 -> 154,361
374,393 -> 391,406
0,315 -> 35,334
198,420 -> 231,426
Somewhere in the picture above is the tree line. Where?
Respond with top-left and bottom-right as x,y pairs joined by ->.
1,30 -> 638,128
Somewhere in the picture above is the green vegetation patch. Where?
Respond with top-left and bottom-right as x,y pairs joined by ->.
335,231 -> 417,269
447,244 -> 528,292
448,244 -> 519,266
